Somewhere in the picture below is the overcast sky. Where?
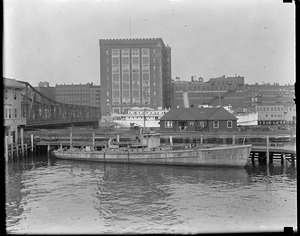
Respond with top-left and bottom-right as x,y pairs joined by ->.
3,0 -> 295,87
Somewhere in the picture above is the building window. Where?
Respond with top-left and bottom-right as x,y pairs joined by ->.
14,109 -> 17,118
227,121 -> 232,128
112,107 -> 120,114
213,120 -> 219,128
165,121 -> 173,128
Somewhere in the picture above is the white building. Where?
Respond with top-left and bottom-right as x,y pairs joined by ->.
4,78 -> 26,144
256,103 -> 296,125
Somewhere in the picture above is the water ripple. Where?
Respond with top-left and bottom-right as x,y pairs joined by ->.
5,156 -> 297,234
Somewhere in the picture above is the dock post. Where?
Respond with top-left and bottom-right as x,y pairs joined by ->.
10,140 -> 14,159
16,145 -> 19,158
281,153 -> 284,165
116,135 -> 120,143
232,135 -> 235,145
291,154 -> 295,166
60,143 -> 63,150
70,132 -> 73,148
5,136 -> 9,162
47,143 -> 50,156
25,144 -> 28,156
21,128 -> 24,156
269,152 -> 273,164
92,133 -> 95,150
31,134 -> 34,152
200,135 -> 203,145
266,136 -> 269,165
251,152 -> 255,164
170,136 -> 173,149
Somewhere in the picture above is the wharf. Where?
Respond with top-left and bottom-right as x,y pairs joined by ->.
6,128 -> 295,166
251,144 -> 296,155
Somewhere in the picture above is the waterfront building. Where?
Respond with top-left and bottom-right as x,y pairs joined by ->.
244,83 -> 295,110
99,38 -> 172,116
171,75 -> 245,109
172,76 -> 295,114
256,102 -> 296,125
160,107 -> 237,132
35,82 -> 101,108
55,82 -> 101,108
4,78 -> 26,144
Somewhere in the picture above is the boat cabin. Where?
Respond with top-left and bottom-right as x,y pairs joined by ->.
107,131 -> 161,150
139,132 -> 161,149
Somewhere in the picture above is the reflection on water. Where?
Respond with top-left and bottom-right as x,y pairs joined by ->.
5,154 -> 297,234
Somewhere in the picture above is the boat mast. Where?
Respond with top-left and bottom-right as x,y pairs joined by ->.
143,86 -> 149,132
144,107 -> 146,131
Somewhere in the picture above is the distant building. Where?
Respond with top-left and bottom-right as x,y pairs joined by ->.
244,83 -> 295,110
256,102 -> 296,125
35,81 -> 56,103
54,83 -> 101,107
4,78 -> 26,144
172,75 -> 245,109
99,38 -> 172,115
160,107 -> 237,132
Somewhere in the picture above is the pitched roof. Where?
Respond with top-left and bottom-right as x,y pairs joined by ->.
160,107 -> 237,121
207,107 -> 237,120
3,78 -> 25,89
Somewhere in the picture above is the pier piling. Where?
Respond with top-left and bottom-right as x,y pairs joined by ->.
281,153 -> 285,165
31,134 -> 34,152
21,128 -> 24,156
291,154 -> 295,166
266,136 -> 269,165
5,136 -> 8,162
47,143 -> 50,156
269,152 -> 273,164
251,152 -> 255,164
92,133 -> 95,150
70,132 -> 73,148
25,144 -> 28,156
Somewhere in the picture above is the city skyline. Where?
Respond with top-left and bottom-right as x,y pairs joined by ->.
3,0 -> 295,87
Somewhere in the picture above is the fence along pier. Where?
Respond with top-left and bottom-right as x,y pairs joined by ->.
10,131 -> 295,166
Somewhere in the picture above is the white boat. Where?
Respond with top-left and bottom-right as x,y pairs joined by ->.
235,112 -> 258,126
110,107 -> 170,128
52,130 -> 252,167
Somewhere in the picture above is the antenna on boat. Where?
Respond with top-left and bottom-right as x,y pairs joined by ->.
143,85 -> 149,133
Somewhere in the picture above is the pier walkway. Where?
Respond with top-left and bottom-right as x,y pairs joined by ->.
6,128 -> 296,166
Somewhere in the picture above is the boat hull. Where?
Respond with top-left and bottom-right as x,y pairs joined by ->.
52,145 -> 252,167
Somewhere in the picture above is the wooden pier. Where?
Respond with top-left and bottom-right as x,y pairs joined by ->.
250,144 -> 296,165
6,129 -> 296,166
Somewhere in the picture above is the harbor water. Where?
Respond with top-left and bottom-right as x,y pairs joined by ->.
5,153 -> 297,234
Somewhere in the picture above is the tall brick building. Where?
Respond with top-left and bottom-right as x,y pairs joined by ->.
99,38 -> 172,115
